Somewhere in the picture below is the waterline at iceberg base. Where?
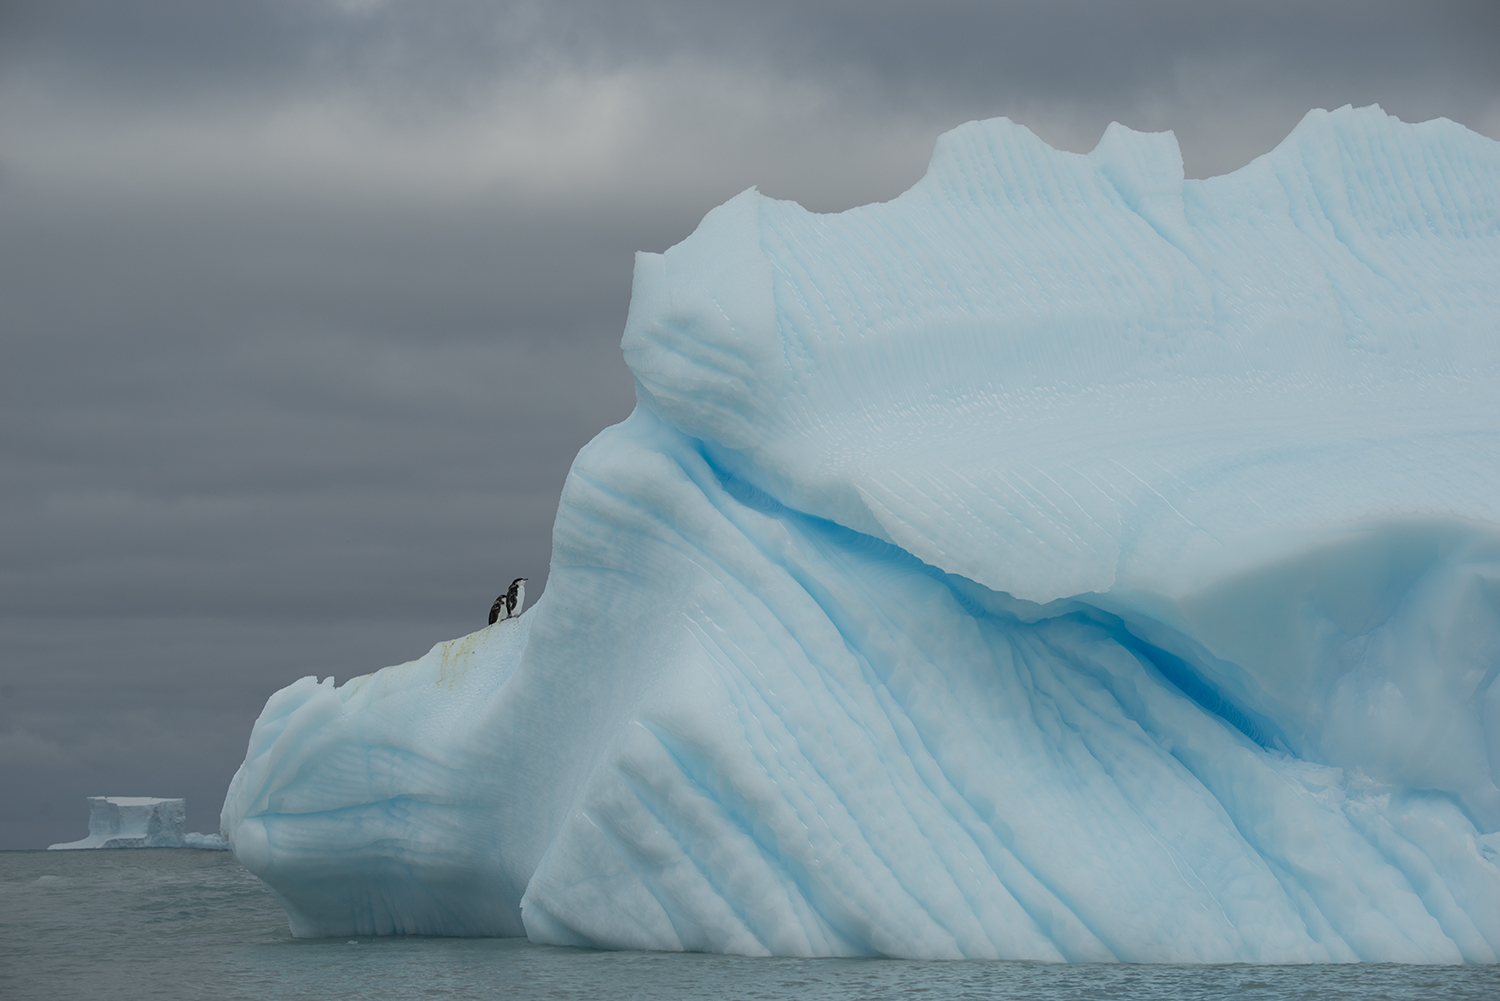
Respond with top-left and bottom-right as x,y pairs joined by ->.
221,106 -> 1500,962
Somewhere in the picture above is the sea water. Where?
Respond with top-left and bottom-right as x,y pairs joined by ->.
3,850 -> 1497,1000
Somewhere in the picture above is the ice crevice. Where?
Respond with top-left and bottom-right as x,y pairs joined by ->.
223,106 -> 1500,961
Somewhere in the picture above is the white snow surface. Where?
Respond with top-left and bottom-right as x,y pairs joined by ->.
222,106 -> 1500,961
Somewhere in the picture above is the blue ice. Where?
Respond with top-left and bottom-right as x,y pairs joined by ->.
222,106 -> 1500,961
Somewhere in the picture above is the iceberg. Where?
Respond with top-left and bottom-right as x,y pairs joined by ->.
221,105 -> 1500,961
49,796 -> 227,850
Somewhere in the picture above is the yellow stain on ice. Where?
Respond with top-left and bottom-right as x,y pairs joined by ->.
343,673 -> 374,696
435,630 -> 486,688
330,625 -> 495,705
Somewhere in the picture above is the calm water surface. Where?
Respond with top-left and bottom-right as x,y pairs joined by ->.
3,849 -> 1496,1000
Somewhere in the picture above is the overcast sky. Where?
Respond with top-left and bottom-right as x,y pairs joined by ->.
2,1 -> 1497,850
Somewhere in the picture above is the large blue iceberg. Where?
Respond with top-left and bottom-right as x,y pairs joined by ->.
222,106 -> 1500,962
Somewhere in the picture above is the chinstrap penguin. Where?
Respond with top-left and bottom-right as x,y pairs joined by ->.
488,577 -> 528,624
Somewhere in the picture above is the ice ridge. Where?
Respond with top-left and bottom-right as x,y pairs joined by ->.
222,106 -> 1500,961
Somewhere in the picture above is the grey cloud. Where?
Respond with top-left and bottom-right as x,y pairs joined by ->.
12,3 -> 1494,83
9,3 -> 1495,114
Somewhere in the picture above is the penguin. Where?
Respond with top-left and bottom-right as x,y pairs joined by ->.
488,577 -> 528,624
505,577 -> 528,619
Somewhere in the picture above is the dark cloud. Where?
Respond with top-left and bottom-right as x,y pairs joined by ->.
3,1 -> 1498,848
6,2 -> 1496,173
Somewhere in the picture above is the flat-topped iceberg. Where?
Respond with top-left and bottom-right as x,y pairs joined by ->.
222,105 -> 1500,961
50,797 -> 228,850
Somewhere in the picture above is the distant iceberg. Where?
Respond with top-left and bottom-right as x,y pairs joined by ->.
50,796 -> 228,850
222,106 -> 1500,961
